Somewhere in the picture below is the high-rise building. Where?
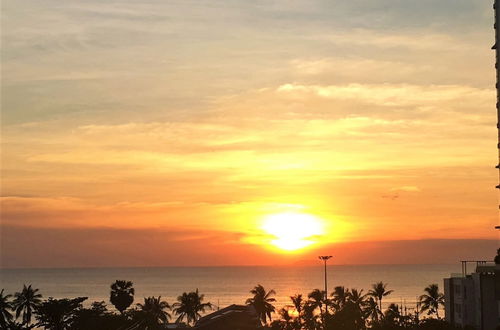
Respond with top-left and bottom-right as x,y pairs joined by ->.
442,4 -> 500,330
444,261 -> 499,330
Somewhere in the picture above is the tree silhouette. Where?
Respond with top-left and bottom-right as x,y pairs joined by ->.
35,297 -> 87,330
135,296 -> 171,328
302,301 -> 320,330
13,284 -> 42,325
307,289 -> 328,329
307,289 -> 325,312
275,307 -> 294,330
326,288 -> 368,330
246,284 -> 276,325
419,284 -> 444,319
4,321 -> 37,330
331,286 -> 349,311
172,289 -> 212,326
495,248 -> 500,264
384,303 -> 402,326
71,301 -> 131,330
368,282 -> 393,312
289,294 -> 304,327
110,280 -> 134,314
363,297 -> 382,325
89,301 -> 108,316
347,288 -> 367,325
0,289 -> 14,328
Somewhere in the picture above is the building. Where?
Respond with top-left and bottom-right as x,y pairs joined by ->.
194,304 -> 261,330
446,3 -> 500,328
444,261 -> 500,330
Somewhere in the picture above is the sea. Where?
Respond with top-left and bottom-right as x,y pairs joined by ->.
0,264 -> 460,313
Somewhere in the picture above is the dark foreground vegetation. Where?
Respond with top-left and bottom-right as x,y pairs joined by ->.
0,280 -> 473,330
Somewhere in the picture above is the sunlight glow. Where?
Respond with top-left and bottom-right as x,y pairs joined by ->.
262,212 -> 323,251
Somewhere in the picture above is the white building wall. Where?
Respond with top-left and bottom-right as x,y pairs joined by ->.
444,266 -> 498,330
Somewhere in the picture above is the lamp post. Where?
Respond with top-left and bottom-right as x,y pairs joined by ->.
319,256 -> 332,297
319,255 -> 332,329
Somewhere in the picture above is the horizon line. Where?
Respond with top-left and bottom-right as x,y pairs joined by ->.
0,262 -> 470,271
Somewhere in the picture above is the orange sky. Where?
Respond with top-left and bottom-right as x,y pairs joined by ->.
1,0 -> 499,268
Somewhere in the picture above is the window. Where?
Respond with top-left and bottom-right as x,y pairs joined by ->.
455,304 -> 462,318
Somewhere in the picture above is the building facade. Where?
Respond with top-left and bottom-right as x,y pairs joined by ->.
444,261 -> 499,330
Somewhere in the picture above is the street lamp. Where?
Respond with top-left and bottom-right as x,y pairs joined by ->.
318,255 -> 332,329
318,256 -> 332,297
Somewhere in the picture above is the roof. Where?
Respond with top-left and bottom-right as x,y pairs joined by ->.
475,264 -> 499,274
194,304 -> 261,330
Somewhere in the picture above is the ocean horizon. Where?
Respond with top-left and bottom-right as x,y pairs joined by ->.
0,262 -> 462,270
0,264 -> 460,312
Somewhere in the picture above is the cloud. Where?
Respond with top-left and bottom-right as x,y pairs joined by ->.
390,186 -> 421,192
1,0 -> 497,268
316,30 -> 480,52
1,223 -> 497,268
0,225 -> 258,268
0,196 -> 216,229
276,83 -> 493,107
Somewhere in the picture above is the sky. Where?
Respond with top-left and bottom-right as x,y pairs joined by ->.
1,0 -> 499,268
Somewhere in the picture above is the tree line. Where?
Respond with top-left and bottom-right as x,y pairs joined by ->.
0,280 -> 211,330
260,282 -> 453,330
0,280 -> 461,330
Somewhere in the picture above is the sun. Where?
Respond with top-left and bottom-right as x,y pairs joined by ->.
261,212 -> 323,251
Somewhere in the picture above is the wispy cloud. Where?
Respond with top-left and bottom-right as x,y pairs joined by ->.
1,0 -> 498,266
390,186 -> 421,192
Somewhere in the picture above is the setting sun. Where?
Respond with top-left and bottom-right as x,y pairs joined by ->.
261,212 -> 324,251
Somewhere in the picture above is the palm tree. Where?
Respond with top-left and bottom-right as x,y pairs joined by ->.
368,282 -> 393,312
363,297 -> 382,325
172,289 -> 212,326
419,284 -> 445,319
0,289 -> 14,328
136,296 -> 171,327
335,288 -> 368,330
302,301 -> 320,330
384,303 -> 402,326
245,284 -> 276,325
348,288 -> 367,318
308,288 -> 327,329
13,284 -> 42,325
331,286 -> 349,311
277,307 -> 293,330
307,289 -> 325,312
110,280 -> 134,314
289,294 -> 304,324
290,294 -> 303,315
